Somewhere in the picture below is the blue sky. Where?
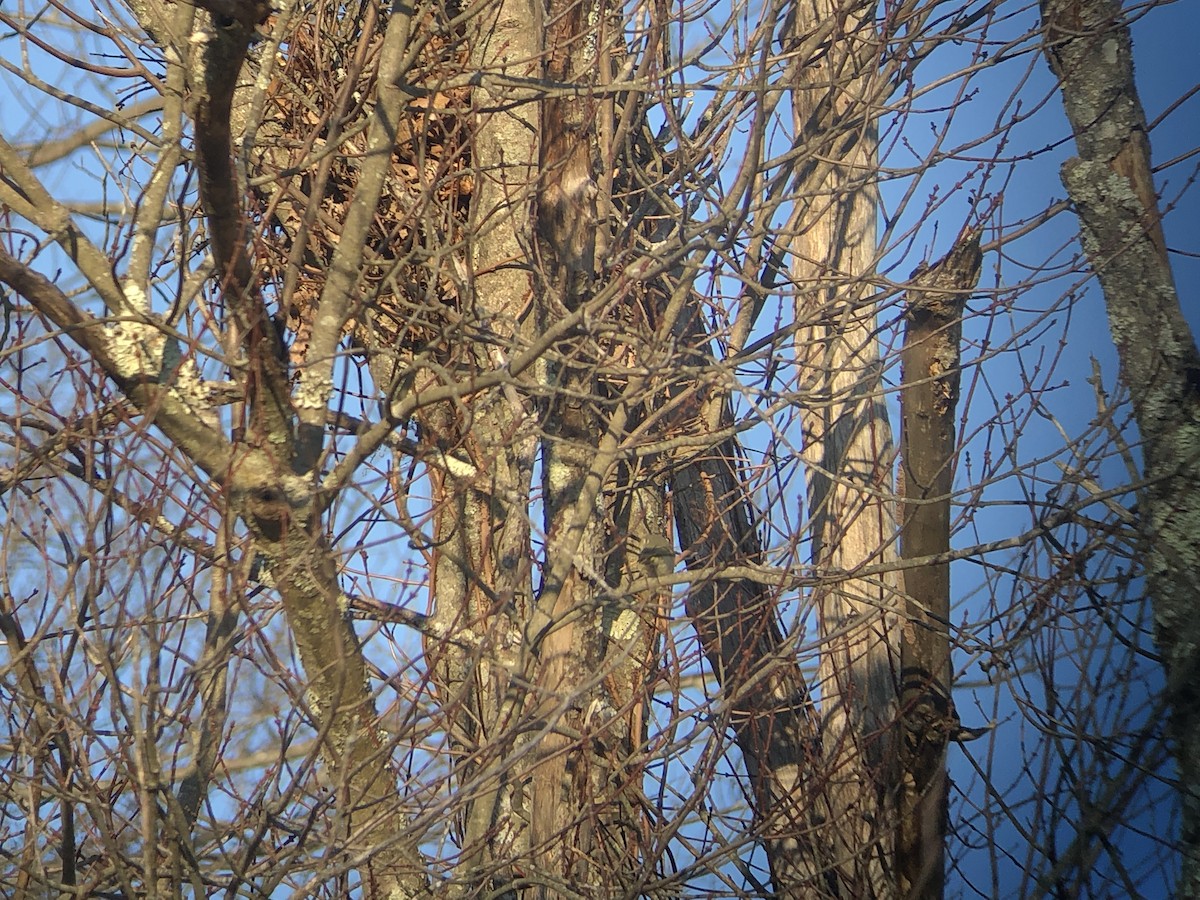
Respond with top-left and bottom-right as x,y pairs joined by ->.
1,0 -> 1197,894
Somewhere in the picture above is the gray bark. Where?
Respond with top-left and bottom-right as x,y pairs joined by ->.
423,0 -> 543,889
1041,0 -> 1200,892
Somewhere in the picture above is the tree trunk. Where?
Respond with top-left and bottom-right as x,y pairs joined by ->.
115,3 -> 432,893
527,0 -> 608,886
896,227 -> 982,899
788,0 -> 900,894
672,436 -> 835,897
659,286 -> 834,895
1040,1 -> 1200,893
422,0 -> 543,891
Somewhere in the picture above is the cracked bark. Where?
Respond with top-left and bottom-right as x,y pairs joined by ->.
1041,0 -> 1200,892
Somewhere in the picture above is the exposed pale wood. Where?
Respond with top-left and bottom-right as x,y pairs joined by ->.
788,1 -> 900,894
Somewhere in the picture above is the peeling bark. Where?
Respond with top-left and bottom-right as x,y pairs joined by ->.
788,0 -> 900,894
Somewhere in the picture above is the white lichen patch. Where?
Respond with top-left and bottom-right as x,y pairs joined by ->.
583,0 -> 601,63
1063,159 -> 1140,212
120,275 -> 152,316
107,317 -> 219,431
293,368 -> 333,414
608,606 -> 642,644
108,319 -> 164,380
304,687 -> 325,719
280,473 -> 313,508
545,456 -> 575,495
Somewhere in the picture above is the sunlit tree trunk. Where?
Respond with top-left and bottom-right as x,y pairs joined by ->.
527,0 -> 674,887
787,0 -> 900,894
420,0 -> 543,891
527,0 -> 608,886
6,0 -> 1195,895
